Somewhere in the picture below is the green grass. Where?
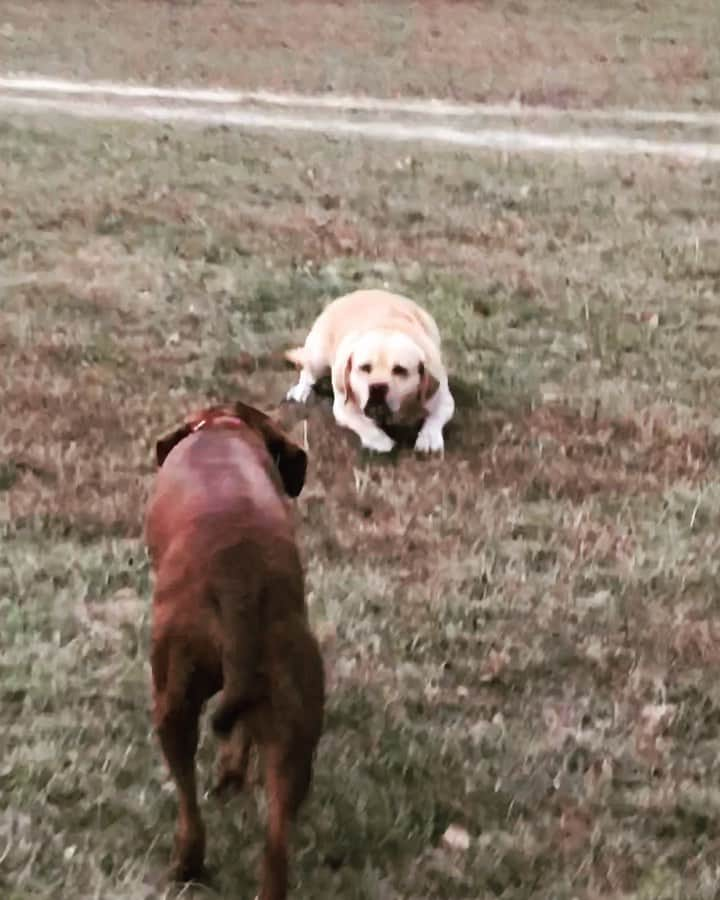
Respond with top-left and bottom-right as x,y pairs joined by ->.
3,103 -> 720,899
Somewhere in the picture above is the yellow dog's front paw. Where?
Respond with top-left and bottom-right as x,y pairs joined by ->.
414,427 -> 444,454
362,431 -> 395,453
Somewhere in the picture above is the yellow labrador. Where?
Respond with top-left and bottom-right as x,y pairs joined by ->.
285,289 -> 454,453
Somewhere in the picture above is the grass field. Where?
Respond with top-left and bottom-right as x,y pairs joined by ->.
4,3 -> 720,899
2,0 -> 720,110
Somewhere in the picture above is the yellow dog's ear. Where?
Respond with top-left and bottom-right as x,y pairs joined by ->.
418,361 -> 439,405
343,353 -> 354,405
332,342 -> 355,406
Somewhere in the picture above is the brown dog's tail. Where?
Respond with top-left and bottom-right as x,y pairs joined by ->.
284,347 -> 306,369
212,690 -> 252,737
210,565 -> 263,738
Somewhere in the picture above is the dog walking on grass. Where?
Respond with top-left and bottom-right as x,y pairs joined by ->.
145,401 -> 324,900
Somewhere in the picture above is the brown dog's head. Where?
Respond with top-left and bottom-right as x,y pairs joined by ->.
155,401 -> 307,498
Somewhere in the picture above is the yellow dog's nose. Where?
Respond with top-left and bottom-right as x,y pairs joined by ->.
368,382 -> 389,404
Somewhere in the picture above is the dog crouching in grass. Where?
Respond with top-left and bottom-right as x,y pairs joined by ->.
285,289 -> 455,454
145,401 -> 324,900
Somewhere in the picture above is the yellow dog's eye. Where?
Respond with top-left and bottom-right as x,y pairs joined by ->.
359,363 -> 372,374
392,365 -> 409,377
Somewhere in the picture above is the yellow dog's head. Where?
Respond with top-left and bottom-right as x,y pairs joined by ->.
335,329 -> 438,424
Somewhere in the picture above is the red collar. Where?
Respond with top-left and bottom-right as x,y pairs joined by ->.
191,414 -> 247,434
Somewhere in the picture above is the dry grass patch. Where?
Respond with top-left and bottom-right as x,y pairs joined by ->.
2,1 -> 720,109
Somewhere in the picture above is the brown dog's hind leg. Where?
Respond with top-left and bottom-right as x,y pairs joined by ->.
156,702 -> 206,880
258,742 -> 313,900
259,744 -> 292,900
152,642 -> 206,882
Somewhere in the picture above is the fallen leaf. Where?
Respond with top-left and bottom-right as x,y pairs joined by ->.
441,824 -> 470,852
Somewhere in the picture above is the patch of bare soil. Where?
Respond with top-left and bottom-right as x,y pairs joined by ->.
476,403 -> 716,501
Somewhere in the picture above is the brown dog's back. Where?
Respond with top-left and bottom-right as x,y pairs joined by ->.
147,426 -> 294,561
147,425 -> 307,734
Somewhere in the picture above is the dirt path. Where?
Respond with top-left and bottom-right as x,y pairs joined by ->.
2,75 -> 720,162
4,75 -> 720,127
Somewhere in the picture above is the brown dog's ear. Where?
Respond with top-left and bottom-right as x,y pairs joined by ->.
231,401 -> 307,497
418,361 -> 439,406
266,431 -> 307,498
155,424 -> 193,467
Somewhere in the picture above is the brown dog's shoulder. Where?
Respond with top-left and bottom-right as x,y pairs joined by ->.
152,400 -> 307,499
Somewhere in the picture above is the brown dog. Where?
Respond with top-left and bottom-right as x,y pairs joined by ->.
145,401 -> 324,900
